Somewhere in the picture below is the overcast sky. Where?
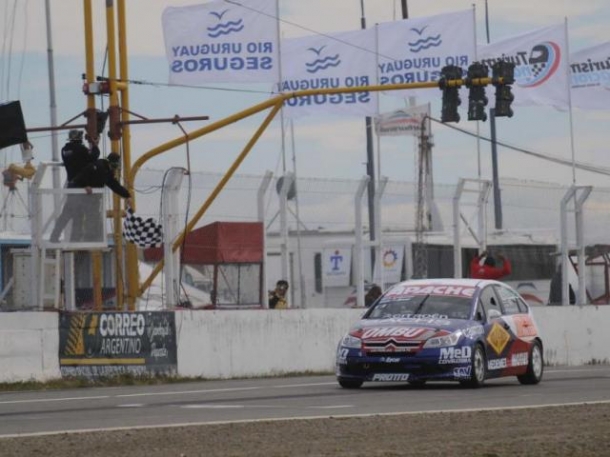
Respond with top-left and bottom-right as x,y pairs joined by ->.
2,0 -> 610,189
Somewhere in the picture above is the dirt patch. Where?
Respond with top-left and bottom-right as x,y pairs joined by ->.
2,403 -> 610,456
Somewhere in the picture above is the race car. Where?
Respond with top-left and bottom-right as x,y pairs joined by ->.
336,278 -> 543,388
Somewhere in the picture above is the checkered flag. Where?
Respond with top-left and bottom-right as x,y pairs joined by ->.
123,208 -> 163,248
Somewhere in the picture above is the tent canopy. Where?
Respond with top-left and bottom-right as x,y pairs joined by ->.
144,221 -> 263,264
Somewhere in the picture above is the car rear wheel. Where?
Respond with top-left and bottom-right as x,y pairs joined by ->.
461,344 -> 486,388
338,377 -> 363,389
518,341 -> 544,385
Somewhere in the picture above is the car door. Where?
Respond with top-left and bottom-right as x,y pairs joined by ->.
493,284 -> 538,375
478,285 -> 512,374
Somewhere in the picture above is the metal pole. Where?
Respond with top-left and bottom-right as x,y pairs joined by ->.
490,110 -> 502,229
360,0 -> 376,265
484,0 -> 490,43
44,0 -> 60,184
401,0 -> 408,19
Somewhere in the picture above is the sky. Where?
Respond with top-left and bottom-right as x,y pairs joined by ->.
2,0 -> 610,191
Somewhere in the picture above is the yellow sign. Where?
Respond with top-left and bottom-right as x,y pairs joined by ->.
486,323 -> 511,355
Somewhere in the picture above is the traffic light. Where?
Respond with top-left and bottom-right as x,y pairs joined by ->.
466,62 -> 489,122
492,61 -> 515,118
439,65 -> 463,123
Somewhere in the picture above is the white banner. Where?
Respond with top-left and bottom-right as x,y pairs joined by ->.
323,247 -> 352,287
377,9 -> 476,99
373,245 -> 405,285
478,24 -> 569,109
375,104 -> 430,137
570,41 -> 610,110
277,28 -> 378,118
162,0 -> 279,84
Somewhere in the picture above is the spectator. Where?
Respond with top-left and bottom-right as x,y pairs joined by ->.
365,284 -> 382,307
470,250 -> 512,280
268,280 -> 289,309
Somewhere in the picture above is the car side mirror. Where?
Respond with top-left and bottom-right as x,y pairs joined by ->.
488,309 -> 502,320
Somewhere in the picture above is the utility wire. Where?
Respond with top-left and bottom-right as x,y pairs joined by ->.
430,116 -> 610,177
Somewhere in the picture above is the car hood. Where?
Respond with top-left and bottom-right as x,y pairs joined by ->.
350,317 -> 478,343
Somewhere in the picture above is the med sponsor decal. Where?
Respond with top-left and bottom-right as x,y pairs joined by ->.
488,358 -> 507,370
59,311 -> 177,379
511,352 -> 529,367
371,373 -> 410,382
453,366 -> 472,379
438,346 -> 471,365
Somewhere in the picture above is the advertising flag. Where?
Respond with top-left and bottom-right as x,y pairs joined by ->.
376,9 -> 476,99
323,247 -> 352,287
162,0 -> 279,84
277,28 -> 378,118
373,245 -> 405,285
375,104 -> 430,137
478,24 -> 569,108
570,41 -> 610,110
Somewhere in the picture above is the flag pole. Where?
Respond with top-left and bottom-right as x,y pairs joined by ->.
565,17 -> 577,184
474,4 -> 482,181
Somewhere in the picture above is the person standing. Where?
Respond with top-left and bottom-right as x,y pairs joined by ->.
268,280 -> 289,309
49,130 -> 100,242
50,152 -> 131,243
61,129 -> 100,180
470,250 -> 512,280
365,284 -> 382,307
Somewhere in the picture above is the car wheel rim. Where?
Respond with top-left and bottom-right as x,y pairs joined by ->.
474,349 -> 485,381
532,345 -> 543,378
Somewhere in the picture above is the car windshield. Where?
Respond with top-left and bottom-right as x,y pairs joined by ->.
367,294 -> 473,320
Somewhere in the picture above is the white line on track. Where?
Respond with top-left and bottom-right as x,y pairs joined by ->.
0,382 -> 337,405
0,395 -> 110,405
3,399 -> 610,439
0,369 -> 605,407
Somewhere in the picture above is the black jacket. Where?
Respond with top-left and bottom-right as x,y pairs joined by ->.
61,141 -> 100,181
69,159 -> 131,199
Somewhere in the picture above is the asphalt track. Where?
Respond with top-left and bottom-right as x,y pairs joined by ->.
1,365 -> 609,438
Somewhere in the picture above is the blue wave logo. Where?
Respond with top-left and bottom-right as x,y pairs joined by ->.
207,9 -> 244,38
305,45 -> 341,73
408,25 -> 442,53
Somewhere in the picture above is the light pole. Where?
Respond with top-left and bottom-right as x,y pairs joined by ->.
360,1 -> 376,256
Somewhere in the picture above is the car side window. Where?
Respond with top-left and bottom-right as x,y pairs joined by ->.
495,285 -> 525,315
474,300 -> 486,322
479,286 -> 502,320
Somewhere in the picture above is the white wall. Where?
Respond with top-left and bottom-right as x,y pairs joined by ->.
175,309 -> 361,378
535,306 -> 610,366
0,312 -> 60,382
1,307 -> 609,383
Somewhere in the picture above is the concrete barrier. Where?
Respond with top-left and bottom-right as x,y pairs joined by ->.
0,312 -> 61,383
0,307 -> 609,383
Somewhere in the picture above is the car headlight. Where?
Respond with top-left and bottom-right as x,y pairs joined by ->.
423,330 -> 462,348
340,334 -> 362,349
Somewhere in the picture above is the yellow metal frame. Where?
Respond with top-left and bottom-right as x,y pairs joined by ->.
126,77 -> 500,302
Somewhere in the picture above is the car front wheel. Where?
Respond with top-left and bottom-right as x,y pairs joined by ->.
518,341 -> 544,385
461,344 -> 486,388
